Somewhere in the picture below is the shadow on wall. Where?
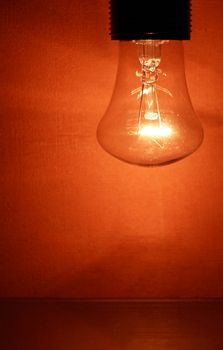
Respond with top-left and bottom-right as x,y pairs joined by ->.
48,226 -> 223,298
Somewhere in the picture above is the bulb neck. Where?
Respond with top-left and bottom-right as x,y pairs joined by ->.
135,40 -> 162,86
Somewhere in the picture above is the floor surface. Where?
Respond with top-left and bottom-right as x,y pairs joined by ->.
0,300 -> 223,349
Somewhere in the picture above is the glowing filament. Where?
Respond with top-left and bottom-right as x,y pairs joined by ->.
139,124 -> 172,137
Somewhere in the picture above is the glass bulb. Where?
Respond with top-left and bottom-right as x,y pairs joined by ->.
97,40 -> 203,166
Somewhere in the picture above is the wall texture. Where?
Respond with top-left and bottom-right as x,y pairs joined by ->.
0,0 -> 223,297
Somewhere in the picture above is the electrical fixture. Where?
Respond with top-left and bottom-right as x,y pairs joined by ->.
97,0 -> 203,166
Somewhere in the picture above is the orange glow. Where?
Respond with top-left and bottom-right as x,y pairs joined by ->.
1,0 -> 223,299
139,124 -> 172,137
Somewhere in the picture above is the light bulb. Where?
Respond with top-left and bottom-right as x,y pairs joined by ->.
97,40 -> 203,166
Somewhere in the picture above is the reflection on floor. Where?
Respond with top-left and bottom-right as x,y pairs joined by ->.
0,300 -> 223,349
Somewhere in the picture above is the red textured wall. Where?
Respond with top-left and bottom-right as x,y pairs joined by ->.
0,0 -> 223,298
